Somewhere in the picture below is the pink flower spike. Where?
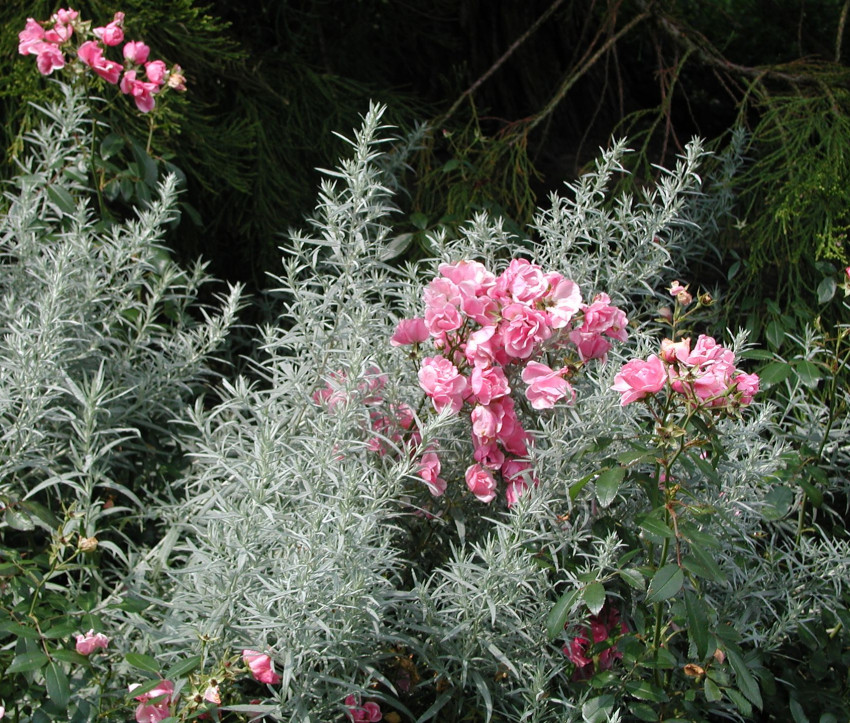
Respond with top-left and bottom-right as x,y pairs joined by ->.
242,650 -> 281,684
75,629 -> 109,655
123,40 -> 150,65
93,11 -> 125,46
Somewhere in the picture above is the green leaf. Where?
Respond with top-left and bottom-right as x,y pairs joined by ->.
581,695 -> 615,723
793,360 -> 822,388
758,361 -> 792,386
618,568 -> 645,591
116,596 -> 150,613
4,508 -> 35,531
46,185 -> 76,215
409,212 -> 428,230
726,688 -> 752,717
165,655 -> 201,679
763,486 -> 794,520
625,679 -> 668,702
45,660 -> 70,709
6,650 -> 49,673
765,319 -> 785,349
629,702 -> 658,721
683,545 -> 727,583
569,471 -> 596,501
817,276 -> 837,304
51,649 -> 88,666
684,590 -> 710,659
125,652 -> 160,674
800,479 -> 823,508
789,697 -> 809,723
546,588 -> 580,640
637,514 -> 675,542
704,677 -> 723,703
646,564 -> 683,603
100,133 -> 124,160
413,692 -> 451,722
725,647 -> 762,709
595,467 -> 624,508
583,582 -> 606,615
42,620 -> 78,639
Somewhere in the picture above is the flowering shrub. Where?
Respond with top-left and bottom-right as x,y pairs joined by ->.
392,259 -> 628,506
18,7 -> 185,112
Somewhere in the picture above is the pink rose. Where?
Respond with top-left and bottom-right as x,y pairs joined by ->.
568,329 -> 612,362
34,43 -> 65,75
123,40 -> 150,65
470,364 -> 510,405
503,459 -> 537,507
685,335 -> 735,368
692,360 -> 736,404
242,650 -> 281,684
465,325 -> 507,367
472,439 -> 505,470
344,695 -> 382,722
418,355 -> 468,414
390,317 -> 429,346
75,629 -> 109,655
93,12 -> 125,46
418,452 -> 447,497
18,19 -> 45,55
494,258 -> 549,304
660,337 -> 691,364
521,361 -> 573,409
203,684 -> 221,705
495,398 -> 529,456
733,371 -> 760,405
546,275 -> 583,329
612,354 -> 667,405
580,293 -> 629,341
53,8 -> 79,25
78,41 -> 122,84
465,463 -> 497,503
145,59 -> 167,86
119,70 -> 160,112
471,403 -> 505,442
499,303 -> 551,360
130,680 -> 174,723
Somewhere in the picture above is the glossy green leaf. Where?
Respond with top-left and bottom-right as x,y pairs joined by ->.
817,276 -> 837,304
46,185 -> 76,215
684,589 -> 710,659
765,319 -> 785,349
595,466 -> 624,508
6,650 -> 49,673
165,655 -> 202,679
618,568 -> 645,591
726,646 -> 763,709
758,361 -> 792,386
637,515 -> 675,542
646,564 -> 683,603
704,677 -> 723,703
583,581 -> 606,615
45,660 -> 70,709
125,652 -> 160,674
546,587 -> 580,640
625,679 -> 667,701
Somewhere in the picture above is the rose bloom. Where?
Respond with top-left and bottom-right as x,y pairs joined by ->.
494,258 -> 550,304
465,463 -> 497,503
499,303 -> 551,359
242,650 -> 281,684
521,361 -> 573,409
130,679 -> 174,723
390,317 -> 429,346
418,451 -> 447,496
733,371 -> 760,405
470,364 -> 510,405
75,629 -> 109,655
418,355 -> 468,413
612,354 -> 667,405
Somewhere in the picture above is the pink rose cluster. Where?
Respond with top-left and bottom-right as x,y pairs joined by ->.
393,258 -> 628,505
612,334 -> 759,409
18,8 -> 186,113
129,679 -> 174,723
563,604 -> 627,680
243,649 -> 281,684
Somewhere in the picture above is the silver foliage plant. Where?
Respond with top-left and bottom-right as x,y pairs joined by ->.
148,104 -> 845,721
0,83 -> 243,554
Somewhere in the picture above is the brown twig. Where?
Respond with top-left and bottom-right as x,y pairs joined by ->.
439,0 -> 567,125
527,8 -> 651,132
837,0 -> 850,62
